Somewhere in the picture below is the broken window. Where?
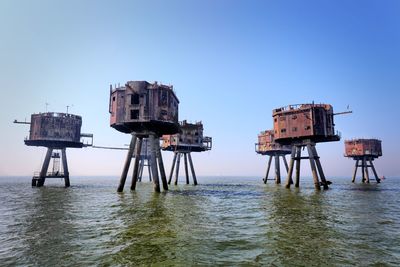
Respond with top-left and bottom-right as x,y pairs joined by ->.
130,109 -> 139,120
131,94 -> 140,105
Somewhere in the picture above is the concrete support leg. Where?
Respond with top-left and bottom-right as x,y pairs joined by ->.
311,146 -> 329,190
174,153 -> 181,185
285,146 -> 296,188
264,156 -> 273,184
369,160 -> 380,183
118,134 -> 136,192
37,147 -> 53,187
188,153 -> 197,185
61,148 -> 70,187
274,155 -> 281,184
307,144 -> 321,190
148,159 -> 152,182
130,137 -> 143,191
352,160 -> 359,183
295,147 -> 301,188
184,153 -> 190,184
168,153 -> 177,184
149,134 -> 160,192
155,138 -> 168,191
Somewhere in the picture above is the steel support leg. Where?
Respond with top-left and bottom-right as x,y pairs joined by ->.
130,137 -> 143,191
295,147 -> 301,188
264,156 -> 273,184
61,148 -> 70,187
282,155 -> 289,172
174,153 -> 181,185
352,160 -> 359,183
369,160 -> 380,183
285,146 -> 296,188
184,153 -> 190,184
364,158 -> 370,183
168,153 -> 177,184
311,146 -> 329,189
37,147 -> 53,187
188,153 -> 197,185
307,144 -> 320,190
155,138 -> 168,191
275,155 -> 281,184
118,134 -> 136,192
149,134 -> 160,192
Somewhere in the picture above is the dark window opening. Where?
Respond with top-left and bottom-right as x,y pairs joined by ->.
292,115 -> 297,119
292,127 -> 297,132
130,109 -> 139,120
280,128 -> 286,133
131,94 -> 140,105
274,118 -> 277,122
305,126 -> 311,130
112,96 -> 116,101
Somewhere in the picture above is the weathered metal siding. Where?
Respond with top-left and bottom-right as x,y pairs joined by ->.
162,121 -> 204,148
273,104 -> 336,142
256,129 -> 291,153
110,81 -> 179,127
29,113 -> 82,143
345,139 -> 382,157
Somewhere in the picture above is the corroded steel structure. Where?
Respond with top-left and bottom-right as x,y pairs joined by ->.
16,112 -> 92,187
345,139 -> 382,183
109,81 -> 180,192
255,130 -> 291,184
273,103 -> 344,190
161,120 -> 212,185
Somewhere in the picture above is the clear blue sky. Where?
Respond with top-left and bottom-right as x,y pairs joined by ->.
1,0 -> 399,178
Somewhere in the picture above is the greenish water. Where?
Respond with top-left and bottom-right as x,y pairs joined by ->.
0,176 -> 399,266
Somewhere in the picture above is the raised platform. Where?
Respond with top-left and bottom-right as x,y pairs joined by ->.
111,120 -> 180,136
25,140 -> 83,148
275,135 -> 340,146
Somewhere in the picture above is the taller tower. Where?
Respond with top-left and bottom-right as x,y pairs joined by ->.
109,81 -> 180,192
273,103 -> 342,190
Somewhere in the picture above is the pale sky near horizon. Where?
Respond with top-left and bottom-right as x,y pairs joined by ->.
1,0 -> 399,178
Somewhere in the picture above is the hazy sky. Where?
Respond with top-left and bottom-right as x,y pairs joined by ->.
1,0 -> 399,178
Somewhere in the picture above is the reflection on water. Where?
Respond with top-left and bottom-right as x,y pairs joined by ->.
0,176 -> 399,266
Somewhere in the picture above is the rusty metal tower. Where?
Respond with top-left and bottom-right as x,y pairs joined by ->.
161,120 -> 212,185
14,112 -> 93,187
109,81 -> 180,192
255,130 -> 291,184
272,103 -> 350,190
344,139 -> 382,183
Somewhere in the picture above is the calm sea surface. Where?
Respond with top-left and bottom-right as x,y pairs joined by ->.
0,176 -> 399,266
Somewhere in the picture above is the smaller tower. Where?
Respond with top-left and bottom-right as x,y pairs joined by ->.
255,130 -> 291,184
344,139 -> 382,183
15,112 -> 92,187
161,120 -> 212,185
